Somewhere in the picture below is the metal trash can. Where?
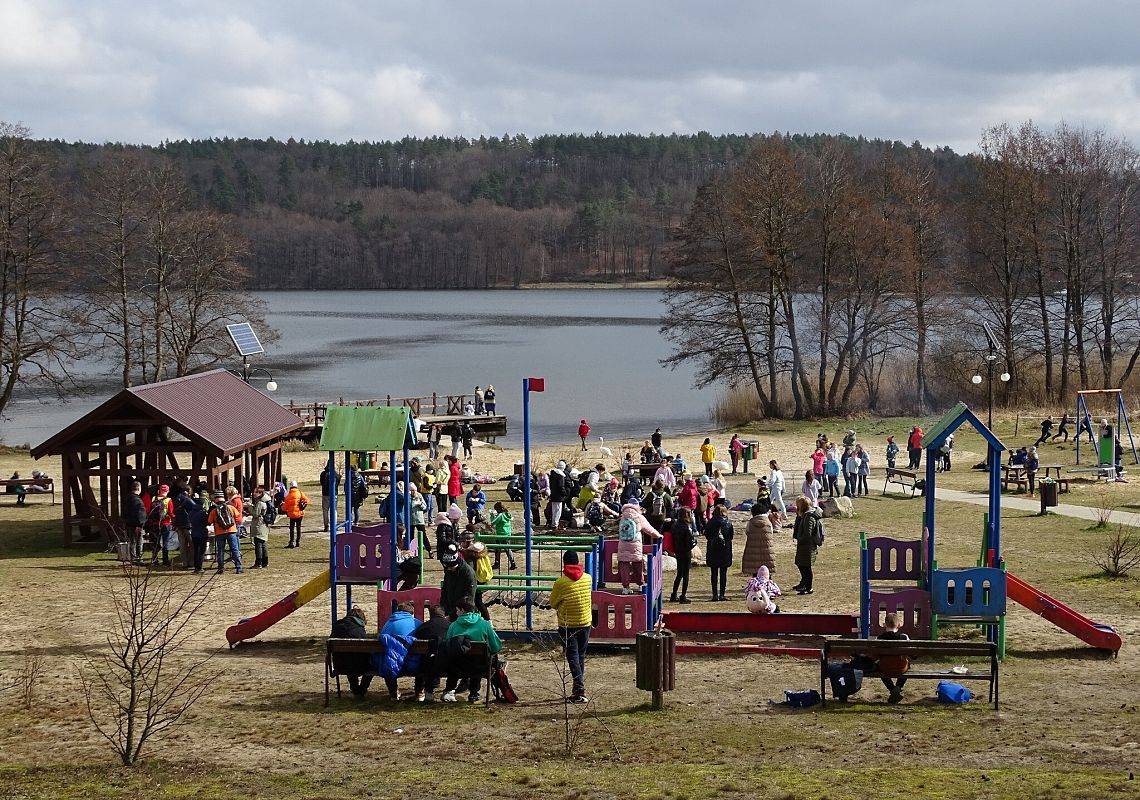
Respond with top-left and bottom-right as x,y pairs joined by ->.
1039,480 -> 1059,512
635,629 -> 675,709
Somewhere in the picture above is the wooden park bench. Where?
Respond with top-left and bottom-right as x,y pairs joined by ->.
325,637 -> 491,706
1,477 -> 55,505
820,638 -> 999,710
882,468 -> 919,497
1068,465 -> 1116,483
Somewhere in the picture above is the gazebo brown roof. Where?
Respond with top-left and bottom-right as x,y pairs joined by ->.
33,370 -> 303,546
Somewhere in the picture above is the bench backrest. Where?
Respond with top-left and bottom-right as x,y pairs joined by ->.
825,638 -> 995,659
376,586 -> 441,628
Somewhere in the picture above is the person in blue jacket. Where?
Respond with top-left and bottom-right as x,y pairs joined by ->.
465,485 -> 487,523
375,601 -> 422,700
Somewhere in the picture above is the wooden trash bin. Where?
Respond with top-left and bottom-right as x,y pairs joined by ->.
635,629 -> 675,709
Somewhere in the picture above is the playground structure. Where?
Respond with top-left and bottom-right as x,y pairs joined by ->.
1074,388 -> 1138,467
859,401 -> 1121,657
228,379 -> 670,648
227,396 -> 1120,660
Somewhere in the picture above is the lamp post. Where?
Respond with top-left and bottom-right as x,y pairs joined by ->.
975,324 -> 1011,430
228,358 -> 278,393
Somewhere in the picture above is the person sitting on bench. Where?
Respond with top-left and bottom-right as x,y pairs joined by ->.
5,472 -> 26,506
376,601 -> 422,700
852,612 -> 911,704
331,606 -> 373,697
440,598 -> 502,703
413,604 -> 451,703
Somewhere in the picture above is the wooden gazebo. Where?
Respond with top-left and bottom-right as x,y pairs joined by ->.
31,369 -> 303,545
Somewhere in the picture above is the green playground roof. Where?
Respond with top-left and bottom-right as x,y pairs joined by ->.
319,405 -> 417,452
924,401 -> 1005,453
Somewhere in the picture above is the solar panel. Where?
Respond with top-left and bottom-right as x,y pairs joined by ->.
226,322 -> 264,357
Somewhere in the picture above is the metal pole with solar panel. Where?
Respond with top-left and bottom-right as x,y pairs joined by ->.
225,322 -> 278,392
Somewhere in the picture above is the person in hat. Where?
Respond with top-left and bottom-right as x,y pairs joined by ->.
207,489 -> 243,574
439,543 -> 476,621
147,484 -> 174,566
434,510 -> 458,561
249,485 -> 271,569
124,481 -> 147,562
282,480 -> 309,548
463,540 -> 493,619
549,549 -> 593,704
483,384 -> 496,415
330,605 -> 373,696
578,419 -> 591,451
755,475 -> 771,510
885,435 -> 900,470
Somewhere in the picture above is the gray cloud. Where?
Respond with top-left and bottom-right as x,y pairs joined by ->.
3,0 -> 1138,151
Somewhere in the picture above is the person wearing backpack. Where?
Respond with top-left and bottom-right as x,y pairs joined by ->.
146,484 -> 174,567
249,485 -> 272,569
207,489 -> 243,574
170,483 -> 193,570
549,550 -> 593,704
187,494 -> 210,573
668,507 -> 697,603
642,480 -> 673,534
616,502 -> 661,594
792,496 -> 823,594
282,481 -> 309,548
704,504 -> 734,601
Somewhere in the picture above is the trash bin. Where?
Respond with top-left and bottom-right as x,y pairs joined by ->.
635,629 -> 675,709
1039,480 -> 1059,511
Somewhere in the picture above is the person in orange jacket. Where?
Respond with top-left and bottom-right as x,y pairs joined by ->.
282,480 -> 309,548
207,489 -> 243,574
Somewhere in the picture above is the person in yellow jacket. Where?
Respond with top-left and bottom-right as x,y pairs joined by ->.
281,481 -> 310,548
700,438 -> 716,478
548,550 -> 593,704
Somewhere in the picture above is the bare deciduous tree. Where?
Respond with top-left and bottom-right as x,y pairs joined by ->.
0,122 -> 87,422
79,568 -> 217,766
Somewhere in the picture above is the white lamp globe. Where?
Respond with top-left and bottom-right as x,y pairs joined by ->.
1000,372 -> 1011,383
971,374 -> 983,385
266,380 -> 278,392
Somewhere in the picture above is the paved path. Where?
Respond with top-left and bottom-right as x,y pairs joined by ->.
934,487 -> 1140,528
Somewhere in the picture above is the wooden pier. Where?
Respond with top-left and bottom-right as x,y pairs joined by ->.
285,393 -> 507,443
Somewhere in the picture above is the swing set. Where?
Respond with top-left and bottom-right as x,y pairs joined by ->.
1074,389 -> 1138,467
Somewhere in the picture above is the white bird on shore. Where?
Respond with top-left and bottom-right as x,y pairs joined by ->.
598,437 -> 613,458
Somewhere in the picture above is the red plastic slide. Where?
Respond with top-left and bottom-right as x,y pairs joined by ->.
225,569 -> 331,647
1006,572 -> 1122,653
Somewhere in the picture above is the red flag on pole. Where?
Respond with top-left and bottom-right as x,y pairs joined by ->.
526,377 -> 545,392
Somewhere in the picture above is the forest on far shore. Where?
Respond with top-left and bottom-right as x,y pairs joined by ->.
26,130 -> 963,289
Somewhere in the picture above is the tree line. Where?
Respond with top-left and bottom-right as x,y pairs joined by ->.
663,122 -> 1140,417
0,122 -> 269,421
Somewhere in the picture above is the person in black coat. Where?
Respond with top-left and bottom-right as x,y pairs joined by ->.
413,604 -> 452,701
330,606 -> 373,696
669,508 -> 697,603
704,504 -> 734,601
440,544 -> 476,620
123,481 -> 147,563
792,497 -> 823,595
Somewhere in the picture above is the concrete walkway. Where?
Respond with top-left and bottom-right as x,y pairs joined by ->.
934,486 -> 1140,528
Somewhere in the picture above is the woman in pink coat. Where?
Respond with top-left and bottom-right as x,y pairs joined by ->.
616,502 -> 661,593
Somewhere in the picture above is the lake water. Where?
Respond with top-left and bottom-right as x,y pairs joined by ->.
3,289 -> 714,448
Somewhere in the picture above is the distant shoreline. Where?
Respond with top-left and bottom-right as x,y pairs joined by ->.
513,279 -> 667,290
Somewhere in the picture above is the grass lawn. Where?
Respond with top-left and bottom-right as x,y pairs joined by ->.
0,419 -> 1138,800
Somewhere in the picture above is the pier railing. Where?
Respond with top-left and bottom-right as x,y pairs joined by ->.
286,393 -> 473,423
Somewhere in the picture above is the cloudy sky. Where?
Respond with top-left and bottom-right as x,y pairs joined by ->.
3,0 -> 1139,152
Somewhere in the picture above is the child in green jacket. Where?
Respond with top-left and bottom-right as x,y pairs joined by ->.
489,502 -> 517,570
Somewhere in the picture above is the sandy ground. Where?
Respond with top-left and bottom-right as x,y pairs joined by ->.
0,420 -> 1138,798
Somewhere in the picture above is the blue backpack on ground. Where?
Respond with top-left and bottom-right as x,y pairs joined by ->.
936,680 -> 972,704
784,689 -> 821,708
